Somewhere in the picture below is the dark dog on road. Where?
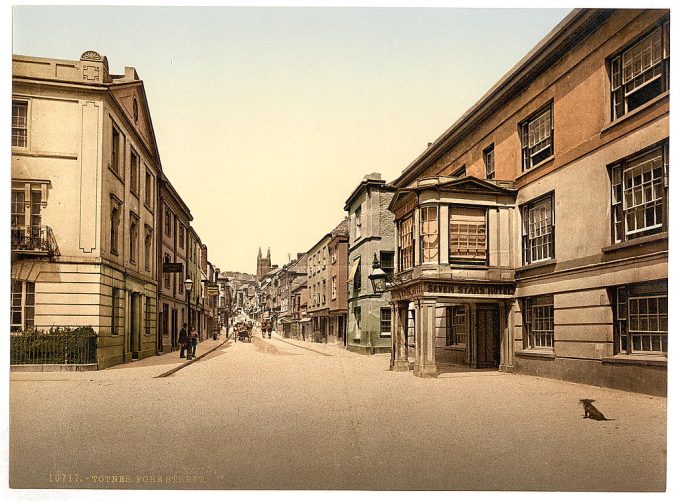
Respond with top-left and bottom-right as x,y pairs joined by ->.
580,399 -> 614,421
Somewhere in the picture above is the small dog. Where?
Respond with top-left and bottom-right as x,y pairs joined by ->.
580,399 -> 613,421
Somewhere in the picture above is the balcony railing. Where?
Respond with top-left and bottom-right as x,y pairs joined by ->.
11,225 -> 60,256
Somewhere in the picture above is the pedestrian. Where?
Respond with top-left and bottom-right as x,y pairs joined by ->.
267,320 -> 272,339
179,323 -> 188,358
189,325 -> 198,358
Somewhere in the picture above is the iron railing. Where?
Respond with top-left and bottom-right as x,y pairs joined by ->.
11,225 -> 60,256
10,332 -> 97,365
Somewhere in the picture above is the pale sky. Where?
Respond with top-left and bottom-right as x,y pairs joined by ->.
12,5 -> 570,275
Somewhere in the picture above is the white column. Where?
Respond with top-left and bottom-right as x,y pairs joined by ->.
414,298 -> 438,377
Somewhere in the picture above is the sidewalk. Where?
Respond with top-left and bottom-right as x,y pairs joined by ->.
107,332 -> 231,371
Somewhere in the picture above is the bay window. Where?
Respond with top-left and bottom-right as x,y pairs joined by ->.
419,206 -> 438,264
449,207 -> 486,264
398,215 -> 415,271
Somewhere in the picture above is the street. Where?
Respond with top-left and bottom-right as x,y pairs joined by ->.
10,330 -> 666,491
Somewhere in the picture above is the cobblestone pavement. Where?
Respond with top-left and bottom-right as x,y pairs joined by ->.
9,327 -> 667,491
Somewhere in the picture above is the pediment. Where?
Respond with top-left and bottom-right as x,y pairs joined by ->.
109,83 -> 160,163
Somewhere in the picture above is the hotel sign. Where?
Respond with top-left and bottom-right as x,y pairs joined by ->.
390,281 -> 514,300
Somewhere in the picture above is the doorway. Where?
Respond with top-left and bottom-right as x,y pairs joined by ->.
476,304 -> 500,368
129,293 -> 140,357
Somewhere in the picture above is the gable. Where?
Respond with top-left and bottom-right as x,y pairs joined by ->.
109,83 -> 159,163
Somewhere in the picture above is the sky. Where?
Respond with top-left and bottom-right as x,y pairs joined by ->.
12,4 -> 570,275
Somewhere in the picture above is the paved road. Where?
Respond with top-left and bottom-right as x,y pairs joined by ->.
9,330 -> 667,491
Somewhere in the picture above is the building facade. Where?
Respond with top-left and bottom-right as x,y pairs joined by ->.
157,173 -> 192,353
388,9 -> 668,395
11,51 -> 163,368
345,174 -> 396,354
327,221 -> 349,345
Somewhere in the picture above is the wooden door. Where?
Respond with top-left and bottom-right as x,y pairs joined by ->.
476,305 -> 500,368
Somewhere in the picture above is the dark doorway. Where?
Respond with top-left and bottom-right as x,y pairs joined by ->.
129,293 -> 140,357
476,304 -> 500,368
171,308 -> 178,350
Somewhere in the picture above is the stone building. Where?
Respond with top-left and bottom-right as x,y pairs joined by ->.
345,174 -> 396,354
387,9 -> 668,395
158,173 -> 193,353
256,247 -> 274,281
11,50 -> 161,367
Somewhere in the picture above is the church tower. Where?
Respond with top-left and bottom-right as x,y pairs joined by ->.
256,247 -> 272,281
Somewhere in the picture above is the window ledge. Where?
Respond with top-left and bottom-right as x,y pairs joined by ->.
515,350 -> 555,360
602,232 -> 668,253
601,91 -> 669,134
515,258 -> 556,273
108,166 -> 125,185
602,355 -> 667,367
516,155 -> 555,181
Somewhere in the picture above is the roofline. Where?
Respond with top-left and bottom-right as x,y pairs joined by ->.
391,8 -> 613,188
159,172 -> 193,221
343,178 -> 394,211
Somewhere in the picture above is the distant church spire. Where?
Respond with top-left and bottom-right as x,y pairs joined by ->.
257,247 -> 262,259
266,247 -> 271,259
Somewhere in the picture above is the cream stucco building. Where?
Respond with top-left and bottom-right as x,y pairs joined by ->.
11,51 -> 161,368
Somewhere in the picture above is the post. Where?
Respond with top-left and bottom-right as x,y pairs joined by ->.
186,289 -> 193,360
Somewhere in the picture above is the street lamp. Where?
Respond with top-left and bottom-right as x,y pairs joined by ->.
368,253 -> 387,294
184,277 -> 193,360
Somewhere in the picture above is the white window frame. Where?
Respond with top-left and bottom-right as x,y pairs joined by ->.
12,99 -> 29,149
419,205 -> 439,264
520,104 -> 554,171
11,279 -> 35,332
380,307 -> 391,337
522,194 -> 554,265
524,295 -> 554,351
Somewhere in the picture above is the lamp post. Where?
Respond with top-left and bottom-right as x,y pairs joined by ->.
184,276 -> 193,360
368,253 -> 387,294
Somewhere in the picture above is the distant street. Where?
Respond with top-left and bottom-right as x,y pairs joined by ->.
10,329 -> 666,491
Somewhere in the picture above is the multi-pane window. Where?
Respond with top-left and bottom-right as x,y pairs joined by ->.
145,170 -> 153,208
110,198 -> 121,255
611,143 -> 667,243
12,100 -> 28,147
130,214 -> 139,264
484,144 -> 495,180
355,206 -> 362,240
331,276 -> 337,300
524,296 -> 554,350
144,225 -> 153,271
380,308 -> 391,337
611,21 -> 670,120
111,121 -> 121,175
520,104 -> 553,171
420,206 -> 439,264
449,207 -> 486,263
130,149 -> 140,195
614,283 -> 667,355
398,215 -> 415,271
145,297 -> 152,336
446,306 -> 466,346
522,195 -> 554,264
179,225 -> 185,249
10,280 -> 35,332
453,166 -> 466,178
380,251 -> 395,282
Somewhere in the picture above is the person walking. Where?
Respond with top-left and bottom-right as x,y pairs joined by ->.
179,323 -> 188,358
266,320 -> 273,339
189,325 -> 198,359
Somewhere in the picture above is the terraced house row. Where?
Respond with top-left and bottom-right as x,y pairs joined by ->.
11,50 -> 223,368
